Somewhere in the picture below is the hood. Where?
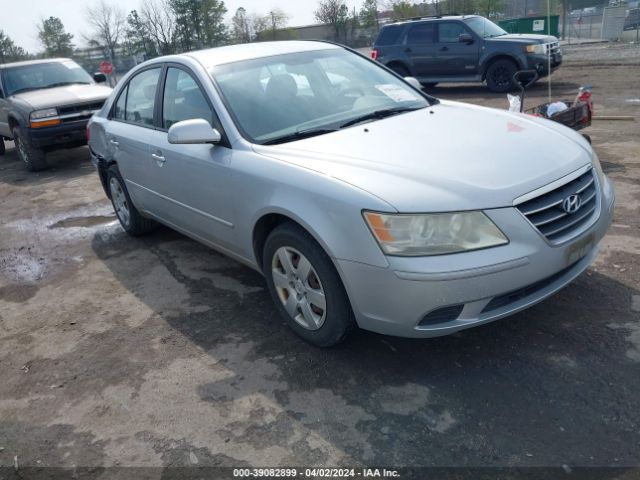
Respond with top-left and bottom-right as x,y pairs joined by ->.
12,84 -> 112,110
253,101 -> 592,213
490,33 -> 557,44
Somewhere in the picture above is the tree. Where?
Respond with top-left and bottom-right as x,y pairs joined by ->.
267,9 -> 290,40
360,0 -> 380,34
140,0 -> 176,55
170,0 -> 228,50
124,10 -> 156,59
85,0 -> 126,64
315,0 -> 350,42
37,17 -> 74,57
474,0 -> 505,18
387,1 -> 419,20
231,7 -> 251,43
0,30 -> 30,63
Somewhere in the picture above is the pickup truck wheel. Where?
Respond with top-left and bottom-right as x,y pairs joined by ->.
12,126 -> 47,171
263,223 -> 355,347
107,165 -> 155,236
486,59 -> 518,93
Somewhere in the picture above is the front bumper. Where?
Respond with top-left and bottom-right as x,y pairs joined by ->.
28,119 -> 89,150
526,51 -> 563,76
337,174 -> 615,338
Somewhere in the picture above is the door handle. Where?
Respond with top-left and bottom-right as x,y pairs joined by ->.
151,153 -> 165,164
109,139 -> 119,147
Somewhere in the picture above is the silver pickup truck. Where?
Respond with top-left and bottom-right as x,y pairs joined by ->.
0,58 -> 112,171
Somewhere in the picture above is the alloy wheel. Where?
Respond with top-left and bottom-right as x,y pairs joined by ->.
109,177 -> 131,228
271,246 -> 327,330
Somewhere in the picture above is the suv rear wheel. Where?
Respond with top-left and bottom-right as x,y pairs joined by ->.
485,59 -> 518,93
388,63 -> 409,77
12,126 -> 47,171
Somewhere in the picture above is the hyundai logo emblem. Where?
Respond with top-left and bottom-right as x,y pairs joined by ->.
562,194 -> 582,214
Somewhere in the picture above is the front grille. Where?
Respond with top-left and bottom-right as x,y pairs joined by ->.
516,169 -> 598,243
59,101 -> 104,115
58,101 -> 104,122
548,41 -> 560,54
481,262 -> 577,314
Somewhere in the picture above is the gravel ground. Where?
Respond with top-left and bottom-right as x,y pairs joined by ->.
0,42 -> 638,478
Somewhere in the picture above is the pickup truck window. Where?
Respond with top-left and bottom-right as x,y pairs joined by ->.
1,61 -> 93,97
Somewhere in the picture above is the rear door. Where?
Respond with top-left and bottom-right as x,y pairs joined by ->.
146,65 -> 237,250
104,66 -> 163,211
433,21 -> 480,76
403,22 -> 438,78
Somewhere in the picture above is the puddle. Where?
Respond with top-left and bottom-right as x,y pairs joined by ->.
48,215 -> 117,229
0,284 -> 39,303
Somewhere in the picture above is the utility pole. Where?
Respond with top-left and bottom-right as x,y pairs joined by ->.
561,0 -> 567,39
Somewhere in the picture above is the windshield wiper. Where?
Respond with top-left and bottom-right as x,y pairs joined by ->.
9,87 -> 43,95
45,81 -> 91,88
262,127 -> 338,145
339,106 -> 425,129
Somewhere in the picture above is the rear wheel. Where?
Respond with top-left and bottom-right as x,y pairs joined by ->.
485,59 -> 518,93
388,63 -> 410,77
263,223 -> 355,347
12,126 -> 47,171
107,165 -> 155,236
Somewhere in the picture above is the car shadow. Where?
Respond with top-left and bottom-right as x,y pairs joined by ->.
0,141 -> 94,187
90,225 -> 640,469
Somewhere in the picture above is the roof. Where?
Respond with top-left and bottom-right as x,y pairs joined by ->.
185,41 -> 341,70
0,58 -> 72,69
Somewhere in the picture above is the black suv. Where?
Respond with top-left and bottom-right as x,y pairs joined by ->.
372,15 -> 562,92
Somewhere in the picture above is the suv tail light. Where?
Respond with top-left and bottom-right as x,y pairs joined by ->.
371,49 -> 378,61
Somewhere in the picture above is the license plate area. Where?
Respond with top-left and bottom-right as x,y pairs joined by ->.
564,232 -> 595,266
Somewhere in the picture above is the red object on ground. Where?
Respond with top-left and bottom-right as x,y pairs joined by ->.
371,49 -> 378,60
99,61 -> 113,75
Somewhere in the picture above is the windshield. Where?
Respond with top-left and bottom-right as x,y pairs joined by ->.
211,49 -> 431,144
463,17 -> 508,38
2,60 -> 93,97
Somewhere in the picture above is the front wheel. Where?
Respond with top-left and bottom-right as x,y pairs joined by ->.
12,126 -> 47,171
485,59 -> 518,93
263,223 -> 355,347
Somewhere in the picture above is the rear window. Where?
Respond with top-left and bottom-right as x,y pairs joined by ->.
375,25 -> 404,46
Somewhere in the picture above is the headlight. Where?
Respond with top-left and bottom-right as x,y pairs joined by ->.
30,108 -> 60,128
526,44 -> 546,54
592,150 -> 605,185
363,211 -> 508,256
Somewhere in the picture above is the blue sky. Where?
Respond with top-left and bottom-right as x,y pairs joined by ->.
3,0 -> 362,53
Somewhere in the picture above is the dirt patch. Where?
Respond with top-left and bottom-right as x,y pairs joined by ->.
48,215 -> 117,229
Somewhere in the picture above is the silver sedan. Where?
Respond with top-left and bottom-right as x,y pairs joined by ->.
88,41 -> 614,346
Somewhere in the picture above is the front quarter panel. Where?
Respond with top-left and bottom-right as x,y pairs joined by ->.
231,148 -> 395,270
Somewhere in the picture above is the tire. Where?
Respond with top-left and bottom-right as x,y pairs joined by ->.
12,126 -> 47,171
263,223 -> 355,347
0,138 -> 5,156
106,165 -> 155,236
485,59 -> 518,93
388,63 -> 410,77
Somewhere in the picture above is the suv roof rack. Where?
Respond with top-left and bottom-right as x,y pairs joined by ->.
397,14 -> 465,22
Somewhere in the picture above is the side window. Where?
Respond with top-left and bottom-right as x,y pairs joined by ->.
162,68 -> 213,129
438,22 -> 467,43
406,23 -> 435,44
125,68 -> 161,126
113,85 -> 127,120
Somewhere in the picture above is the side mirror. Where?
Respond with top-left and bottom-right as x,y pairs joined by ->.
459,33 -> 474,44
168,119 -> 221,145
403,76 -> 422,90
93,72 -> 107,83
